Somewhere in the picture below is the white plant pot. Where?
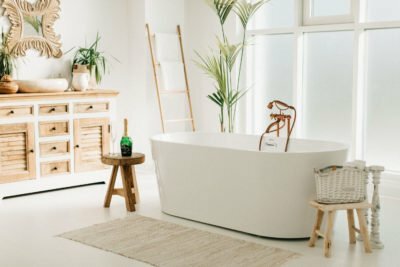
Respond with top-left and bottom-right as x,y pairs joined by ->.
72,72 -> 90,91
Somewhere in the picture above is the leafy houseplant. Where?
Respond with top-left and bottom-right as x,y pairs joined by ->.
0,31 -> 14,79
72,33 -> 108,86
196,0 -> 270,133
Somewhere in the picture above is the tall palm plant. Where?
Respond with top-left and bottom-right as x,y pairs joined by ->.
197,0 -> 270,132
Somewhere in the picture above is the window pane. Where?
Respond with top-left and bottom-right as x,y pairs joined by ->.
365,29 -> 400,171
312,0 -> 351,17
303,31 -> 353,147
252,34 -> 294,133
251,0 -> 294,30
367,0 -> 400,22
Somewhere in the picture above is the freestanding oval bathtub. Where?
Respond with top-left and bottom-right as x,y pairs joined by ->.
151,132 -> 348,239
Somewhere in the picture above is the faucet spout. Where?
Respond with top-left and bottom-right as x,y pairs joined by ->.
259,100 -> 297,152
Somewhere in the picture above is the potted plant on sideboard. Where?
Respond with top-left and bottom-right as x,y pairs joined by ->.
72,33 -> 111,89
0,31 -> 18,94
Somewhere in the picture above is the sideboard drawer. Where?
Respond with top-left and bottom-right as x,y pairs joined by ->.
39,121 -> 69,137
40,141 -> 70,157
41,160 -> 70,177
39,104 -> 69,116
0,106 -> 33,118
74,102 -> 109,113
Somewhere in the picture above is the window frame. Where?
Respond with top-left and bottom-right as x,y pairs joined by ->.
303,0 -> 356,26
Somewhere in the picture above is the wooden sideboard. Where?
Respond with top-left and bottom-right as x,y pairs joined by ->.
0,90 -> 118,188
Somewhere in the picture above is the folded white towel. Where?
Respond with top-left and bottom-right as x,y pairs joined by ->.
154,33 -> 181,61
160,62 -> 186,91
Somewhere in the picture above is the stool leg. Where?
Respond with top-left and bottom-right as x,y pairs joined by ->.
324,211 -> 335,258
104,165 -> 119,208
347,209 -> 357,244
121,165 -> 136,212
131,166 -> 140,203
309,209 -> 324,247
124,165 -> 136,205
356,208 -> 372,253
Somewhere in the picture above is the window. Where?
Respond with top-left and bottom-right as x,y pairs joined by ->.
246,0 -> 400,172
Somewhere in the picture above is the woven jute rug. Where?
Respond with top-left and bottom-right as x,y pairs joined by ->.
59,214 -> 299,267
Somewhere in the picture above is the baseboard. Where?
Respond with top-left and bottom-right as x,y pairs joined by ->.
381,171 -> 400,199
2,182 -> 105,200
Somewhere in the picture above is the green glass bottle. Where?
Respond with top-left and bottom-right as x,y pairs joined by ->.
120,118 -> 133,157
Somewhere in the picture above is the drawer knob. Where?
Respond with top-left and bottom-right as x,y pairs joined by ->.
51,127 -> 57,131
29,149 -> 34,153
9,110 -> 15,115
52,146 -> 57,150
88,105 -> 94,109
49,107 -> 56,112
75,144 -> 80,148
52,167 -> 58,171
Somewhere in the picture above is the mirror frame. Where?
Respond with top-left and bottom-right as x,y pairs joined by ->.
2,0 -> 62,58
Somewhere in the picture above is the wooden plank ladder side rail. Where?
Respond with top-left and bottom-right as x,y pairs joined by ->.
177,25 -> 196,132
145,23 -> 196,133
146,23 -> 166,133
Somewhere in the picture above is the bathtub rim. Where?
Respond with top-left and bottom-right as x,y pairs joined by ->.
151,132 -> 349,155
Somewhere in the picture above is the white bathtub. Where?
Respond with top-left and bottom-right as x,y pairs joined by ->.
151,132 -> 348,239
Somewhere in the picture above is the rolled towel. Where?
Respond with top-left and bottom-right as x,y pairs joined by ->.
154,33 -> 181,61
159,62 -> 186,91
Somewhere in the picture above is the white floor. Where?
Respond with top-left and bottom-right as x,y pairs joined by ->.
0,170 -> 399,267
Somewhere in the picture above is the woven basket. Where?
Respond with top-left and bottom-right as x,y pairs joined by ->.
314,166 -> 367,204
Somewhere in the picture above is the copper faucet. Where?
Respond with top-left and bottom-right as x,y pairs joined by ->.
258,100 -> 297,152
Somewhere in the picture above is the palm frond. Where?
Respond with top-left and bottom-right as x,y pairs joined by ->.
195,51 -> 228,98
234,0 -> 270,28
205,0 -> 238,25
24,15 -> 42,34
217,38 -> 243,70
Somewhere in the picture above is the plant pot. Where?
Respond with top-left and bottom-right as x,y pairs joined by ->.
73,64 -> 98,89
89,68 -> 98,89
72,72 -> 90,91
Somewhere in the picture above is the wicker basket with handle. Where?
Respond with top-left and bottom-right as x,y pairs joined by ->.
314,165 -> 367,204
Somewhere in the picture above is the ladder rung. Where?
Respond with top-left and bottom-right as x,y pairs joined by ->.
152,33 -> 179,38
164,118 -> 193,123
316,230 -> 325,238
160,90 -> 187,94
156,60 -> 182,66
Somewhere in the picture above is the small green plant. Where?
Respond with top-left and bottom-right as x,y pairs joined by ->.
0,31 -> 14,79
72,33 -> 108,84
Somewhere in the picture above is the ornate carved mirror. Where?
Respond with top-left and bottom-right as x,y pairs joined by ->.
2,0 -> 62,58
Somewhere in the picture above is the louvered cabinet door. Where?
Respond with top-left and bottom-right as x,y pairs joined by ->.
74,118 -> 110,172
0,123 -> 36,184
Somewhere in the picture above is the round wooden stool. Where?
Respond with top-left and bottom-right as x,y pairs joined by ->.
308,200 -> 372,258
102,153 -> 145,212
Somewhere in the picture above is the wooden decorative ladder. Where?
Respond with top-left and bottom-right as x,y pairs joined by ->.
146,24 -> 195,133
